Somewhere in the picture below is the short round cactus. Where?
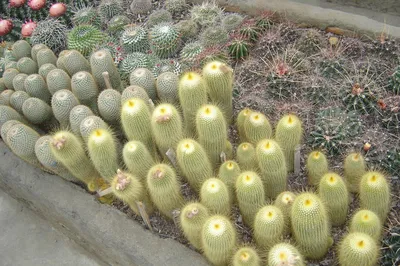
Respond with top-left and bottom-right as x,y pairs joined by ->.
243,111 -> 272,145
349,209 -> 382,241
146,9 -> 173,28
306,150 -> 329,186
46,69 -> 72,95
51,89 -> 80,128
67,25 -> 106,56
253,205 -> 285,249
118,53 -> 150,81
130,68 -> 157,101
149,22 -> 181,59
9,91 -> 30,114
268,243 -> 305,266
338,232 -> 379,266
22,97 -> 54,125
130,0 -> 152,15
72,7 -> 101,28
201,26 -> 229,47
120,25 -> 150,54
190,2 -> 223,27
232,246 -> 261,266
222,14 -> 244,32
69,105 -> 94,136
17,57 -> 38,74
30,19 -> 68,54
200,178 -> 231,216
98,0 -> 123,22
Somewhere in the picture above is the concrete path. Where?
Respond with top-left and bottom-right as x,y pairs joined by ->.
0,189 -> 105,266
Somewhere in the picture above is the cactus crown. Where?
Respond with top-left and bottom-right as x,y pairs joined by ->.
364,172 -> 386,187
280,192 -> 295,205
206,216 -> 229,237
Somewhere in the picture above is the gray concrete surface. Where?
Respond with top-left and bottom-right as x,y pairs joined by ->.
0,189 -> 104,266
0,140 -> 210,266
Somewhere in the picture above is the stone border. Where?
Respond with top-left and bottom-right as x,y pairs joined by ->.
0,141 -> 209,266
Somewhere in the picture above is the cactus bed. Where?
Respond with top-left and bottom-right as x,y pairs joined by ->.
0,0 -> 400,265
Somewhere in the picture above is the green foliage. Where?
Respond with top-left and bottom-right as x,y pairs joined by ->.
146,9 -> 173,28
30,19 -> 68,54
68,25 -> 106,56
149,23 -> 181,59
338,232 -> 379,266
120,25 -> 150,54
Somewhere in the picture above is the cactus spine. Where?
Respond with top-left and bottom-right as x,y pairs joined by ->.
268,243 -> 305,266
232,246 -> 261,266
253,205 -> 285,249
123,141 -> 155,184
344,152 -> 366,192
338,232 -> 379,266
275,114 -> 303,172
306,151 -> 328,186
274,191 -> 296,235
350,209 -> 382,241
236,142 -> 257,171
200,178 -> 231,216
218,160 -> 241,202
243,112 -> 272,145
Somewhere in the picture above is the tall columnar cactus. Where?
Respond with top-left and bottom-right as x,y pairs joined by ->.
97,88 -> 121,125
79,115 -> 108,144
12,40 -> 31,60
50,131 -> 100,192
111,170 -> 154,215
6,123 -> 40,166
202,60 -> 233,123
130,68 -> 157,101
156,72 -> 179,104
146,163 -> 184,219
120,25 -> 149,54
344,152 -> 366,192
17,57 -> 38,74
36,48 -> 57,68
291,192 -> 331,260
38,63 -> 57,79
253,205 -> 285,249
236,108 -> 252,142
149,22 -> 181,59
120,98 -> 156,156
51,89 -> 80,128
274,191 -> 296,235
87,128 -> 119,183
236,142 -> 257,171
201,215 -> 237,266
200,178 -> 231,215
9,91 -> 30,114
196,104 -> 227,169
12,73 -> 28,91
62,50 -> 91,76
46,69 -> 72,95
176,138 -> 212,192
0,105 -> 25,128
24,74 -> 51,103
338,232 -> 379,266
236,171 -> 265,227
268,243 -> 305,266
35,135 -> 78,182
3,68 -> 20,90
275,114 -> 303,172
90,50 -> 122,91
22,97 -> 54,125
359,171 -> 391,222
69,105 -> 94,136
306,150 -> 329,186
318,172 -> 350,226
256,139 -> 287,199
243,112 -> 272,145
350,209 -> 382,241
218,160 -> 241,202
67,25 -> 105,56
178,72 -> 208,137
71,71 -> 99,112
151,103 -> 183,157
122,140 -> 155,184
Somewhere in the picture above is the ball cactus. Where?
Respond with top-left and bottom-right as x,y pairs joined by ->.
51,89 -> 80,128
17,57 -> 38,74
236,142 -> 257,171
12,73 -> 28,92
306,150 -> 329,186
24,74 -> 51,103
231,246 -> 261,266
130,68 -> 157,101
97,88 -> 121,125
200,26 -> 228,47
9,90 -> 29,114
146,9 -> 173,28
190,2 -> 223,27
22,97 -> 54,125
69,105 -> 94,136
46,69 -> 71,95
149,22 -> 181,59
72,7 -> 101,28
98,0 -> 123,22
156,72 -> 179,104
120,25 -> 149,54
30,19 -> 67,54
338,232 -> 379,266
274,191 -> 296,235
30,43 -> 48,63
90,50 -> 122,91
0,105 -> 25,128
38,63 -> 57,79
121,85 -> 151,108
62,50 -> 91,77
350,209 -> 382,241
200,178 -> 231,216
36,48 -> 57,68
218,160 -> 241,202
3,68 -> 19,90
222,13 -> 244,32
6,123 -> 40,166
253,205 -> 285,249
11,40 -> 31,60
243,112 -> 272,145
268,243 -> 305,266
71,71 -> 99,112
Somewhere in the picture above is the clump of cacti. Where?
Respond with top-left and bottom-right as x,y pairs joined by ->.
338,232 -> 379,266
179,202 -> 209,250
165,0 -> 186,14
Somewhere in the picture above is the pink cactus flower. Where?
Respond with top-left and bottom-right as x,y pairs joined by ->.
28,0 -> 46,10
21,20 -> 37,37
0,19 -> 13,36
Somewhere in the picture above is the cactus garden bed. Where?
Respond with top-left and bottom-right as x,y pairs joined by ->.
0,0 -> 400,266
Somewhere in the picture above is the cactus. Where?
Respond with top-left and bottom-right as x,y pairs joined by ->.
106,14 -> 130,36
38,63 -> 57,79
180,41 -> 204,65
87,128 -> 120,183
239,20 -> 261,42
243,112 -> 272,145
175,19 -> 199,42
50,130 -> 100,191
380,225 -> 400,266
68,25 -> 106,56
306,151 -> 329,186
388,65 -> 400,94
236,108 -> 252,142
179,202 -> 209,250
71,71 -> 99,112
236,143 -> 257,171
318,173 -> 349,226
350,209 -> 382,241
201,26 -> 229,48
359,171 -> 391,222
130,68 -> 157,101
79,115 -> 108,144
253,205 -> 285,249
146,9 -> 173,29
218,160 -> 240,202
222,14 -> 244,32
31,43 -> 48,62
156,72 -> 179,104
72,7 -> 101,28
196,104 -> 227,169
256,139 -> 287,199
297,29 -> 326,55
12,40 -> 31,60
190,2 -> 223,27
202,61 -> 233,123
228,36 -> 250,60
275,114 -> 303,173
0,89 -> 13,105
24,74 -> 51,103
146,163 -> 184,219
121,98 -> 156,156
111,170 -> 154,215
232,246 -> 261,266
343,82 -> 377,114
62,50 -> 91,76
176,138 -> 212,191
122,140 -> 155,183
149,22 -> 181,59
120,26 -> 149,54
17,57 -> 38,74
98,0 -> 123,22
36,48 -> 57,67
69,105 -> 94,136
129,0 -> 152,15
1,119 -> 21,146
90,50 -> 122,91
201,215 -> 237,266
22,97 -> 54,125
291,192 -> 331,260
118,52 -> 150,81
200,178 -> 231,215
338,232 -> 379,266
268,243 -> 305,266
0,105 -> 25,128
35,135 -> 78,182
236,171 -> 265,227
274,191 -> 296,234
30,19 -> 67,54
121,85 -> 151,107
165,0 -> 186,13
224,140 -> 233,160
6,123 -> 40,166
4,60 -> 17,70
46,69 -> 72,95
97,88 -> 121,125
3,68 -> 19,90
51,89 -> 80,128
344,152 -> 366,193
9,91 -> 29,113
0,79 -> 5,92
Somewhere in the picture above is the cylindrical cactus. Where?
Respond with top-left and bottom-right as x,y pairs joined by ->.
349,209 -> 382,241
268,243 -> 305,266
256,139 -> 287,199
291,192 -> 331,260
17,57 -> 38,74
359,171 -> 391,222
178,72 -> 208,137
1,120 -> 22,147
236,142 -> 257,171
275,114 -> 303,172
344,152 -> 366,193
338,232 -> 379,266
129,68 -> 157,101
200,178 -> 231,216
202,60 -> 233,123
122,140 -> 155,184
318,172 -> 349,226
22,97 -> 54,125
9,91 -> 29,114
12,40 -> 31,60
24,74 -> 51,103
69,105 -> 94,136
176,138 -> 212,191
236,171 -> 265,227
97,88 -> 121,125
36,48 -> 57,68
90,49 -> 121,91
31,44 -> 49,62
12,73 -> 28,92
3,68 -> 20,90
146,164 -> 184,219
218,160 -> 241,202
232,246 -> 261,266
71,71 -> 99,112
38,63 -> 57,79
121,85 -> 151,107
243,112 -> 272,145
156,72 -> 179,104
253,205 -> 285,249
1,89 -> 14,106
306,150 -> 329,186
201,215 -> 237,266
51,89 -> 80,128
236,108 -> 252,142
179,202 -> 210,250
0,105 -> 26,128
274,191 -> 296,235
46,69 -> 72,95
62,50 -> 91,76
79,115 -> 109,144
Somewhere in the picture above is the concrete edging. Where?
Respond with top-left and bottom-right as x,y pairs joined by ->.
0,141 -> 209,266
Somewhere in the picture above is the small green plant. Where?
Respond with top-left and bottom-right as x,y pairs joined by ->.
239,19 -> 261,43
